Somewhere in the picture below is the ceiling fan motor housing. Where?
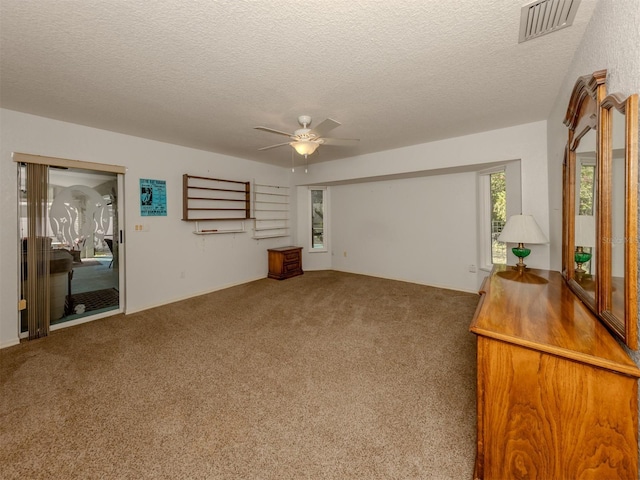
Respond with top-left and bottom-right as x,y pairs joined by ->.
297,115 -> 312,127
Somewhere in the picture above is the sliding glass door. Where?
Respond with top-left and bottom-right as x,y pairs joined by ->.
18,160 -> 124,336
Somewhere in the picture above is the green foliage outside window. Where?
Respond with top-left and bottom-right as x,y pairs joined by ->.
579,165 -> 595,215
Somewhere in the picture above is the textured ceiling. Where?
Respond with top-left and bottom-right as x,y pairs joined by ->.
0,0 -> 597,168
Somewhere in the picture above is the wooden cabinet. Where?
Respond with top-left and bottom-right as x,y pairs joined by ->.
470,265 -> 640,480
267,246 -> 303,280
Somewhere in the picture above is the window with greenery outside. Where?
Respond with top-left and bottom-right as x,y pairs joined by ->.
490,171 -> 506,264
578,164 -> 595,272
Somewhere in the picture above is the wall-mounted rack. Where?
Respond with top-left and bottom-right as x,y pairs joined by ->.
182,174 -> 251,221
253,183 -> 290,239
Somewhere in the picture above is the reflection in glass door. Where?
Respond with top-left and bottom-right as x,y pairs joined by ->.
19,164 -> 123,335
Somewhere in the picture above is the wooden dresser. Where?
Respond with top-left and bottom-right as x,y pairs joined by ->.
470,265 -> 640,480
267,246 -> 303,280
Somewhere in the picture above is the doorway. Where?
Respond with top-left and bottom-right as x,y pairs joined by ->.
17,157 -> 125,337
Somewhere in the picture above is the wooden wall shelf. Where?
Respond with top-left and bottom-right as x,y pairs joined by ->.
182,174 -> 250,222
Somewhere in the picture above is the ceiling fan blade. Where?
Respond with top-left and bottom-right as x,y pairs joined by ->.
309,118 -> 341,138
258,142 -> 291,151
321,137 -> 360,146
254,126 -> 294,138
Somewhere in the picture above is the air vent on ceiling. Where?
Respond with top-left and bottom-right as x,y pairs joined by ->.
519,0 -> 581,43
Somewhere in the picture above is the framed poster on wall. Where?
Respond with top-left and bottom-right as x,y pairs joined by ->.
140,178 -> 167,216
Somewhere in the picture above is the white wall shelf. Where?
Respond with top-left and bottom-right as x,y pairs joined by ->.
252,183 -> 290,239
192,220 -> 246,235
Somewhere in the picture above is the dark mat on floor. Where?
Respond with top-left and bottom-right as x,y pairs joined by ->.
73,260 -> 105,268
66,288 -> 119,314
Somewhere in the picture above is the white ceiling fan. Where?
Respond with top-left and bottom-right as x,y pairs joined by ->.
255,115 -> 359,158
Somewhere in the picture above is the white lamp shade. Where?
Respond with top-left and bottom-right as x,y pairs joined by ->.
498,214 -> 548,244
574,215 -> 595,247
291,140 -> 319,156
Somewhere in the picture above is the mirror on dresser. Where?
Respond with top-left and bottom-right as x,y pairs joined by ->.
563,69 -> 639,350
600,92 -> 638,347
573,128 -> 597,304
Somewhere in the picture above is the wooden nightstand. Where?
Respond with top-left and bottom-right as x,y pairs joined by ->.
267,246 -> 303,280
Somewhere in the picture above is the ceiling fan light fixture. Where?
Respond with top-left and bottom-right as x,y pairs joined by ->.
291,140 -> 319,157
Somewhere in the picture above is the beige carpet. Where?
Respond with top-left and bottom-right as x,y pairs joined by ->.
0,270 -> 480,479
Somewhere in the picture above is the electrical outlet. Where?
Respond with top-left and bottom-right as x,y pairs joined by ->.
468,264 -> 477,273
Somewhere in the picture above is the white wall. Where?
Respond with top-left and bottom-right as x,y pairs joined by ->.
0,70 -> 555,350
330,172 -> 478,292
294,120 -> 550,290
547,0 -> 640,271
0,109 -> 291,348
0,112 -> 550,347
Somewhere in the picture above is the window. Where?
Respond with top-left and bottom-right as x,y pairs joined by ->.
310,188 -> 327,251
577,161 -> 596,273
578,163 -> 595,215
489,171 -> 507,264
478,163 -> 521,271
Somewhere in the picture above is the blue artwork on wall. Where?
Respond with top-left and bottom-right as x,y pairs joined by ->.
140,178 -> 167,216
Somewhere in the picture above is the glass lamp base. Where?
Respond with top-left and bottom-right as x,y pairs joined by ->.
511,244 -> 531,271
512,246 -> 531,259
574,249 -> 592,274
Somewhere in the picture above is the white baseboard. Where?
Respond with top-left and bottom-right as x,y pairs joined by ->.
330,267 -> 479,294
125,275 -> 266,315
0,338 -> 21,350
2,272 -> 475,349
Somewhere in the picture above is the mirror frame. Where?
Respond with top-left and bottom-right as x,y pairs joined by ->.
563,70 -> 639,350
600,92 -> 638,349
563,70 -> 606,310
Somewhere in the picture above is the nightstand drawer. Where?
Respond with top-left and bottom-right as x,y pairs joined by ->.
284,252 -> 300,262
283,261 -> 301,273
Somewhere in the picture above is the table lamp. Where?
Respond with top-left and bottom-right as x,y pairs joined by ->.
574,215 -> 595,274
498,214 -> 548,271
